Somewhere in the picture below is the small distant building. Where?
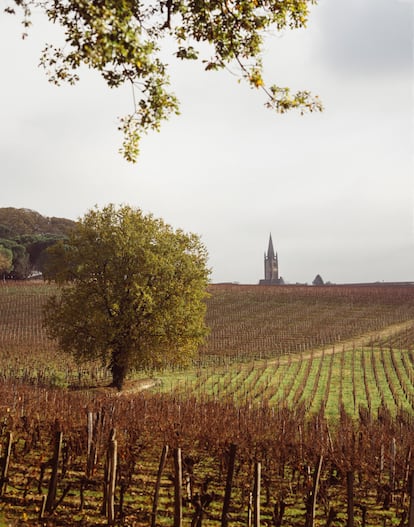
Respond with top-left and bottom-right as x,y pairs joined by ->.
312,274 -> 324,286
259,234 -> 283,285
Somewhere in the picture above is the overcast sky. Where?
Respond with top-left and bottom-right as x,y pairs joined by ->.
1,0 -> 413,284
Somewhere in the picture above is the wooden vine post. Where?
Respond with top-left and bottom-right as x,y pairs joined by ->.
86,410 -> 94,477
408,471 -> 414,527
305,455 -> 323,527
107,429 -> 117,526
221,443 -> 237,527
151,445 -> 169,527
0,431 -> 13,497
390,437 -> 396,501
346,470 -> 354,527
247,492 -> 253,527
45,430 -> 63,513
174,447 -> 183,527
253,461 -> 261,527
402,448 -> 413,511
379,443 -> 384,485
311,455 -> 323,527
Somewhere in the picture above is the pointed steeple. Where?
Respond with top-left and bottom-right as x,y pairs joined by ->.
263,233 -> 279,283
267,234 -> 275,260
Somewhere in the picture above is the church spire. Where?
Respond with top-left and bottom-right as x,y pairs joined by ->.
261,233 -> 279,284
267,233 -> 275,260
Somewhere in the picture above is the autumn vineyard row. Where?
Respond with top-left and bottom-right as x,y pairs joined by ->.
0,384 -> 414,526
0,281 -> 414,525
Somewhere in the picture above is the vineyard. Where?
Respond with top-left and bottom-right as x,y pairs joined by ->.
0,384 -> 413,527
0,281 -> 414,526
0,281 -> 110,388
201,284 -> 414,364
163,345 -> 414,419
2,282 -> 414,382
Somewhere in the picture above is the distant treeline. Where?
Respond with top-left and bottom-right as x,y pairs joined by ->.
0,207 -> 75,279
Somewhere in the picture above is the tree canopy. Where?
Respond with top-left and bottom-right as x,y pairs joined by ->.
43,204 -> 210,390
7,0 -> 322,162
0,208 -> 75,237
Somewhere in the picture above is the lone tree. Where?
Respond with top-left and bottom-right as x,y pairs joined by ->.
43,204 -> 210,390
6,0 -> 322,162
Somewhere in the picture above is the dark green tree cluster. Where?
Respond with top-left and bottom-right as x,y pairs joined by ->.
6,0 -> 322,162
0,246 -> 13,279
0,208 -> 75,279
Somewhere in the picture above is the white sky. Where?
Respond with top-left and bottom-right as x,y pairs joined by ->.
1,0 -> 413,284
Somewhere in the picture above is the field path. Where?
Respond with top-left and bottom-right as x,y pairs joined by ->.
86,378 -> 162,396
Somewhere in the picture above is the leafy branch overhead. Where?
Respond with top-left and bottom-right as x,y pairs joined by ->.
7,0 -> 322,162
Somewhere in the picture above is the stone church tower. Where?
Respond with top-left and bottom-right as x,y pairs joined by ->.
259,234 -> 281,284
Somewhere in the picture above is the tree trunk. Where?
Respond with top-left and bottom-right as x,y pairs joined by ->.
110,351 -> 128,391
